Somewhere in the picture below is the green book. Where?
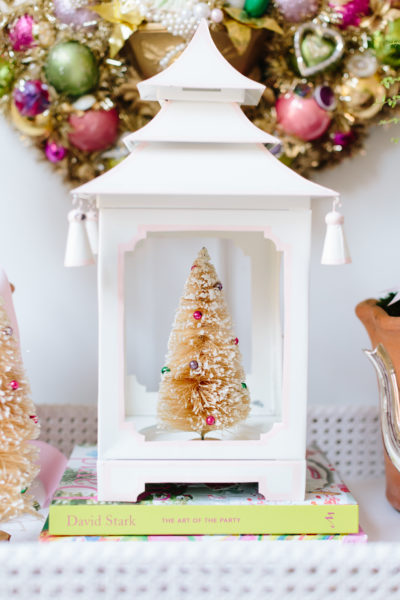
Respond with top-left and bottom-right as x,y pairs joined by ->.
48,446 -> 358,536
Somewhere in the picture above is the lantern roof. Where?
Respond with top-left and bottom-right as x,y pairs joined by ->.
124,101 -> 280,146
137,19 -> 265,105
73,142 -> 337,198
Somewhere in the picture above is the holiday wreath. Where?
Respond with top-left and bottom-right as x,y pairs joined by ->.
0,0 -> 399,185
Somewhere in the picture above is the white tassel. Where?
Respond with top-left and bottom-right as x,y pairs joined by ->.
64,209 -> 94,267
321,200 -> 351,266
85,209 -> 99,256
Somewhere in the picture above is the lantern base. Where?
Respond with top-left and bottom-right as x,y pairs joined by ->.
97,458 -> 306,502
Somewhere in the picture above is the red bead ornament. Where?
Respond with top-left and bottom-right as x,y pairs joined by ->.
233,337 -> 239,345
10,380 -> 19,390
193,310 -> 202,320
206,415 -> 215,426
30,415 -> 39,424
191,264 -> 197,270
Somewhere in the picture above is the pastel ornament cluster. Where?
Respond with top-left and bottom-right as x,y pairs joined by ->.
158,248 -> 250,439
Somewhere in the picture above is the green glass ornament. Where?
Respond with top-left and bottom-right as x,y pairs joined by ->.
373,19 -> 400,67
161,366 -> 171,374
45,41 -> 99,97
244,0 -> 270,18
241,382 -> 247,389
0,57 -> 14,98
301,32 -> 335,68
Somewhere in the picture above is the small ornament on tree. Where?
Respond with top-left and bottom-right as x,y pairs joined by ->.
0,298 -> 40,521
158,247 -> 250,440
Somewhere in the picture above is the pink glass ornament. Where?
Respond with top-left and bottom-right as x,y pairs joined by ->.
206,415 -> 215,426
53,0 -> 100,28
69,108 -> 119,152
193,310 -> 202,320
9,15 -> 35,52
189,360 -> 199,370
45,140 -> 67,162
13,80 -> 50,117
10,380 -> 20,390
274,0 -> 320,22
276,93 -> 331,141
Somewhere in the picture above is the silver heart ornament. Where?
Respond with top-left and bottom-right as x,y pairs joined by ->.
294,22 -> 345,77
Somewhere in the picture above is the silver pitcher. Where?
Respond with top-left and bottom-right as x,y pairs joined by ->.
365,344 -> 400,510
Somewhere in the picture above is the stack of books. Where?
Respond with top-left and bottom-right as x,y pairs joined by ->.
39,446 -> 366,542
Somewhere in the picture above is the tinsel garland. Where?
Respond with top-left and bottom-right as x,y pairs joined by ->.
0,0 -> 400,186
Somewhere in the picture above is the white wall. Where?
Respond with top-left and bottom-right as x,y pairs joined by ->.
0,116 -> 398,407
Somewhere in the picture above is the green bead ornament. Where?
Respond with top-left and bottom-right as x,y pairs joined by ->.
244,0 -> 270,18
161,366 -> 171,374
45,41 -> 99,97
301,33 -> 335,69
373,19 -> 400,67
241,382 -> 247,389
0,57 -> 14,98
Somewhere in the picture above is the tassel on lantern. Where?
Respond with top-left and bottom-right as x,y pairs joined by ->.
64,209 -> 94,267
321,199 -> 351,266
85,209 -> 99,255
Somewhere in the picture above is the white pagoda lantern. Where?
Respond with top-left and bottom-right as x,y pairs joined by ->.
72,20 -> 338,502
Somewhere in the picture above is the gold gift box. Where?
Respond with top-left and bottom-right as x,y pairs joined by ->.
126,22 -> 267,78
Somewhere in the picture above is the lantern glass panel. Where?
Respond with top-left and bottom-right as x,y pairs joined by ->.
123,232 -> 284,441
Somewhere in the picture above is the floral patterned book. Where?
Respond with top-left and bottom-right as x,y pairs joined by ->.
45,446 -> 360,537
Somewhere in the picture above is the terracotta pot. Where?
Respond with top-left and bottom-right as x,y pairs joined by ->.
125,23 -> 267,79
356,298 -> 400,511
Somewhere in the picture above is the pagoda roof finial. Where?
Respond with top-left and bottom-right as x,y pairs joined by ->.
137,19 -> 265,106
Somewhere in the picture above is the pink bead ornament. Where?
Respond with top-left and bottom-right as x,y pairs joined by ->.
233,337 -> 239,345
193,310 -> 202,320
9,15 -> 35,52
45,140 -> 67,162
211,8 -> 224,23
10,380 -> 20,390
206,415 -> 215,426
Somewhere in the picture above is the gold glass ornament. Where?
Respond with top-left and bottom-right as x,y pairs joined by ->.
339,76 -> 386,120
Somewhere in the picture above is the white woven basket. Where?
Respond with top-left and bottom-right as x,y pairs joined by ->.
0,403 -> 394,600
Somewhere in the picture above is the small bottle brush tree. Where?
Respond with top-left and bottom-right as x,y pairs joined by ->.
0,300 -> 40,521
158,247 -> 250,439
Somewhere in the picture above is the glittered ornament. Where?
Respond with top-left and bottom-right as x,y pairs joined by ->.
10,380 -> 20,390
45,41 -> 99,97
0,58 -> 14,98
9,15 -> 35,52
161,366 -> 170,374
13,80 -> 50,117
330,0 -> 369,29
193,310 -> 202,320
274,0 -> 320,22
45,141 -> 67,163
206,415 -> 216,426
244,0 -> 270,18
276,93 -> 331,141
53,0 -> 100,28
189,360 -> 199,370
69,108 -> 119,152
333,131 -> 355,147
